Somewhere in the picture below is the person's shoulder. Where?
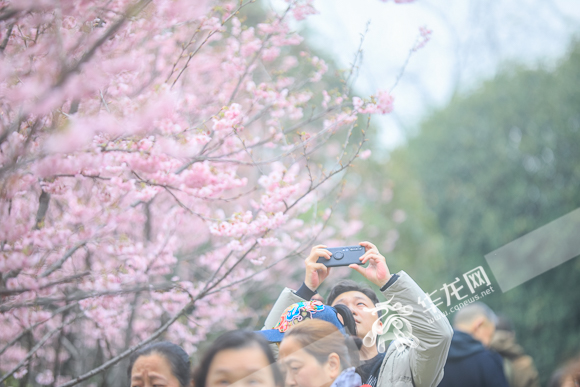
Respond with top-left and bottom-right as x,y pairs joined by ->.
476,348 -> 505,369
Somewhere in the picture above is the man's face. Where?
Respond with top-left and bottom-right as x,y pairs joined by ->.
475,319 -> 496,347
331,291 -> 379,339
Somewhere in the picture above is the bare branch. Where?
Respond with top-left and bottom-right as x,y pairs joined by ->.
344,20 -> 370,94
285,121 -> 367,214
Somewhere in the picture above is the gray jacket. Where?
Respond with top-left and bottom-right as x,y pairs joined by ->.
262,271 -> 453,387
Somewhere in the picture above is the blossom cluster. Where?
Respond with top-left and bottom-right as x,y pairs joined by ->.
0,0 -> 399,384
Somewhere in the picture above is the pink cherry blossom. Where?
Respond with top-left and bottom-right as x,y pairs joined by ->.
359,149 -> 372,160
0,0 -> 409,384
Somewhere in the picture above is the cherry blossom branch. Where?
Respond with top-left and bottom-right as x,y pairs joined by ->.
202,250 -> 234,291
201,128 -> 361,294
202,239 -> 261,293
175,99 -> 348,175
53,0 -> 153,89
0,8 -> 18,23
34,190 -> 51,229
206,184 -> 345,295
129,171 -> 219,221
57,294 -> 203,387
286,123 -> 366,214
40,242 -> 87,278
191,187 -> 258,202
179,115 -> 354,168
209,101 -> 350,160
207,250 -> 300,296
344,21 -> 370,94
0,313 -> 80,384
0,283 -> 175,312
227,5 -> 292,104
301,141 -> 314,191
0,303 -> 77,356
170,0 -> 255,87
0,22 -> 14,52
0,271 -> 89,296
0,118 -> 40,180
174,103 -> 275,174
333,118 -> 365,171
390,27 -> 432,92
390,48 -> 414,92
165,22 -> 202,83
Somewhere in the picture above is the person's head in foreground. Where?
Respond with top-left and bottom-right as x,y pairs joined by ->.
192,330 -> 282,387
549,356 -> 580,387
257,300 -> 359,346
278,319 -> 362,387
128,341 -> 191,387
452,302 -> 497,346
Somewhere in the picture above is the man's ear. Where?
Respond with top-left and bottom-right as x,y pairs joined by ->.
374,318 -> 384,335
470,316 -> 485,336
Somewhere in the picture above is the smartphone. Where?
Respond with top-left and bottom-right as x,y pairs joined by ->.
317,245 -> 366,267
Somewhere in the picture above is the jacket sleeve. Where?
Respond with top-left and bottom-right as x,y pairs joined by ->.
380,271 -> 453,387
261,287 -> 307,330
483,351 -> 510,387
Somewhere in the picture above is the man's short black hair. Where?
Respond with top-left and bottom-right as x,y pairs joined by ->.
327,280 -> 380,307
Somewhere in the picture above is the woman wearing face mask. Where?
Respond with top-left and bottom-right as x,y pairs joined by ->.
128,341 -> 192,387
278,319 -> 362,387
192,330 -> 283,387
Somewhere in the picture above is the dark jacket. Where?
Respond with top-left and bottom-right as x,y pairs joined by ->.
438,330 -> 509,387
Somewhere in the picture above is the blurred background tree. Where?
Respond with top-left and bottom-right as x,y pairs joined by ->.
365,39 -> 580,385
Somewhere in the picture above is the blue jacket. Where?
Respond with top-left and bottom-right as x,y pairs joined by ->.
438,330 -> 509,387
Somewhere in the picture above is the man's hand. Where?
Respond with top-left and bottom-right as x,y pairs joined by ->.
304,245 -> 332,291
349,241 -> 392,288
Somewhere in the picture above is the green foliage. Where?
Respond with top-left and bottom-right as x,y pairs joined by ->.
386,40 -> 580,384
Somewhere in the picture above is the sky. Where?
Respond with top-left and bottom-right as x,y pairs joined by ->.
269,0 -> 580,149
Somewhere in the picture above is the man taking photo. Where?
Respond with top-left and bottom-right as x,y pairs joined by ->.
262,241 -> 453,387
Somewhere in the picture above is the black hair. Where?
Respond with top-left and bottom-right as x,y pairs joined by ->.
495,314 -> 514,332
192,330 -> 283,387
333,303 -> 358,337
333,303 -> 363,348
327,280 -> 382,318
128,341 -> 191,387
